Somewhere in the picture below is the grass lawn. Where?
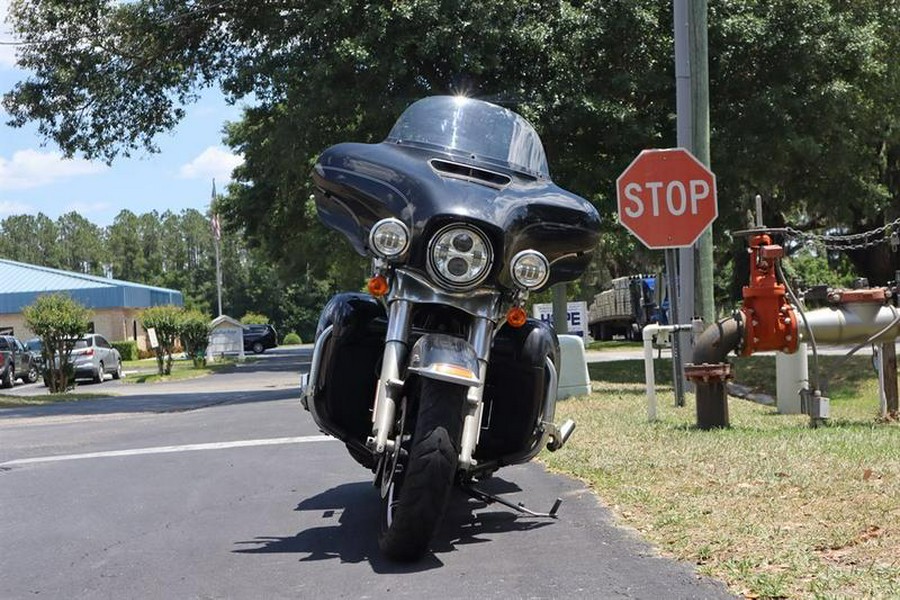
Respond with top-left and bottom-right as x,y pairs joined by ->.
544,354 -> 899,599
122,357 -> 241,384
585,340 -> 643,351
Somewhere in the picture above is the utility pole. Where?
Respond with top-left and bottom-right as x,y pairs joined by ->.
552,282 -> 568,335
673,0 -> 714,403
690,0 -> 715,325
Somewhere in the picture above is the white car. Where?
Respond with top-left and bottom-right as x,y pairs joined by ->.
70,334 -> 123,383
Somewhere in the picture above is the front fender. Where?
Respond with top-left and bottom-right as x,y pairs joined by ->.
407,333 -> 481,387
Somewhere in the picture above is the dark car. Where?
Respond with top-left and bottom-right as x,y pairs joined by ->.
0,335 -> 39,387
243,324 -> 278,354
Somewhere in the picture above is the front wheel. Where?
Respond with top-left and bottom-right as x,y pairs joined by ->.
379,378 -> 466,561
25,364 -> 38,384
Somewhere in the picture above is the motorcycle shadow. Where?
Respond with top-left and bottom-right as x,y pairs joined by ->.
233,477 -> 554,572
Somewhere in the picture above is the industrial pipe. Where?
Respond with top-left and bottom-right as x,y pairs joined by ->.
685,316 -> 744,429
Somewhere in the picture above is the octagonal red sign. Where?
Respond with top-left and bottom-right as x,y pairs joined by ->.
616,148 -> 717,249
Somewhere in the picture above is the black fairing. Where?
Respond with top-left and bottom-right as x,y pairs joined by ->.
313,141 -> 601,290
310,295 -> 557,465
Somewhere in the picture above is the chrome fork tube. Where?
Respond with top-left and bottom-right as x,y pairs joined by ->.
459,316 -> 494,469
369,300 -> 412,455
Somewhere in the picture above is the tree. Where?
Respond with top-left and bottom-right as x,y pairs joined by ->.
178,309 -> 211,368
239,312 -> 268,325
56,211 -> 108,275
141,305 -> 181,375
4,0 -> 898,294
23,293 -> 91,393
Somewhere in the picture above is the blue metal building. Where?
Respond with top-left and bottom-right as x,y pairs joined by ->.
0,259 -> 183,345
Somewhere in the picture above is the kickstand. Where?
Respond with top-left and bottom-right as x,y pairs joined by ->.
461,483 -> 562,519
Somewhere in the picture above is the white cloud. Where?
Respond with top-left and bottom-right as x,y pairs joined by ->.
179,146 -> 243,182
0,199 -> 34,216
0,149 -> 107,190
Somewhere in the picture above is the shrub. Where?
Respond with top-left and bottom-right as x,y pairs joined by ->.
141,305 -> 182,375
23,293 -> 92,393
111,340 -> 139,362
283,331 -> 302,345
240,311 -> 269,325
179,310 -> 211,368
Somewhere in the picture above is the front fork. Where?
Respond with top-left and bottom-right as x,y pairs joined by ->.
368,299 -> 492,470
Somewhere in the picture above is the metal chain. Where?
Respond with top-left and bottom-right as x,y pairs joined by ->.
784,216 -> 900,251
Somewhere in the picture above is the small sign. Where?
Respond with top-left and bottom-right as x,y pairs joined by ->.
147,327 -> 159,349
532,302 -> 588,339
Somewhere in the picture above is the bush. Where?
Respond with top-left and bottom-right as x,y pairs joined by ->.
179,310 -> 211,367
240,311 -> 269,325
111,340 -> 139,362
141,305 -> 182,375
23,293 -> 91,393
283,331 -> 302,345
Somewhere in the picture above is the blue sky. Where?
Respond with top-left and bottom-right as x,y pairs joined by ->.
0,0 -> 244,227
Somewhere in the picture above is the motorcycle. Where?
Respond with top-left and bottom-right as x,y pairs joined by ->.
301,95 -> 601,561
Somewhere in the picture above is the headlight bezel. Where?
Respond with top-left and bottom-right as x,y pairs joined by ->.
510,249 -> 550,290
427,223 -> 494,291
368,218 -> 410,259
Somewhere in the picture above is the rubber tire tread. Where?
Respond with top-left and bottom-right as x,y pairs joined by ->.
378,378 -> 465,561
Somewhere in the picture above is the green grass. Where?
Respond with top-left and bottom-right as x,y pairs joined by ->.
123,356 -> 246,384
545,354 -> 900,599
585,340 -> 643,351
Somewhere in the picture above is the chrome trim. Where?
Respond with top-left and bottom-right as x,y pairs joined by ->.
368,217 -> 410,259
509,249 -> 550,290
407,333 -> 482,387
371,300 -> 413,455
389,269 -> 502,321
301,326 -> 339,438
458,317 -> 494,469
426,223 -> 494,291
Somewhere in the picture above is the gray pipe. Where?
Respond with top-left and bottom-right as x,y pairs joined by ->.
802,303 -> 900,345
687,316 -> 744,429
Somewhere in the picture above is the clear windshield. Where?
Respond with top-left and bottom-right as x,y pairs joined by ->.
386,96 -> 549,178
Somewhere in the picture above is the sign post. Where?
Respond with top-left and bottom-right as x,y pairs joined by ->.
616,148 -> 717,407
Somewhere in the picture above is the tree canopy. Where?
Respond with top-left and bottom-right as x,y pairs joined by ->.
4,0 -> 899,297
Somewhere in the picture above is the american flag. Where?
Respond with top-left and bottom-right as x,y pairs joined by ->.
211,213 -> 221,241
211,179 -> 221,240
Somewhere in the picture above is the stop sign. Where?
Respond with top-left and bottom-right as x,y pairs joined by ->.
616,148 -> 717,249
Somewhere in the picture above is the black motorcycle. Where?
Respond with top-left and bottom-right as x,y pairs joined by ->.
301,96 -> 601,561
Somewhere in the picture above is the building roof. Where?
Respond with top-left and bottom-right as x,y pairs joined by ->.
0,259 -> 184,314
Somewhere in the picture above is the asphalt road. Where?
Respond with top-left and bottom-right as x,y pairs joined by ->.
1,347 -> 734,599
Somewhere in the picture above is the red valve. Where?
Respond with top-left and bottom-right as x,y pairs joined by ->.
739,234 -> 799,355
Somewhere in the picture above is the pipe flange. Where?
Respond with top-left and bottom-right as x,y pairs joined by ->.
684,362 -> 733,382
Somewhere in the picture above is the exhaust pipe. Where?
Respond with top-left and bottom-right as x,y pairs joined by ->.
685,316 -> 744,429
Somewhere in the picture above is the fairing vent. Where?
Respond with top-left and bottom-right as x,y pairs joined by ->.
429,159 -> 512,189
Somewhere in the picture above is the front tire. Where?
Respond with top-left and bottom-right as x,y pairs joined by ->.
379,378 -> 466,561
252,341 -> 264,354
25,364 -> 38,384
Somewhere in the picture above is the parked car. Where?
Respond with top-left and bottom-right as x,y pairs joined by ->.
0,335 -> 39,387
243,324 -> 278,354
70,334 -> 123,383
24,337 -> 44,374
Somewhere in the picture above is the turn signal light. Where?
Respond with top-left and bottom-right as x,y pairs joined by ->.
367,274 -> 389,297
506,306 -> 527,328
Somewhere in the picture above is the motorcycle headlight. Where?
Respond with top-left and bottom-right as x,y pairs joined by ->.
510,250 -> 550,290
427,224 -> 493,289
368,218 -> 410,259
